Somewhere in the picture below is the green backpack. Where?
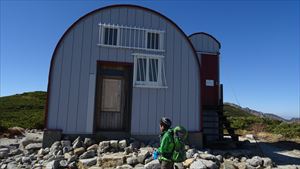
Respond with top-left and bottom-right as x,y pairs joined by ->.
171,126 -> 188,162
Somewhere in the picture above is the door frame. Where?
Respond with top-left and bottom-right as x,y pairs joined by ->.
93,61 -> 133,133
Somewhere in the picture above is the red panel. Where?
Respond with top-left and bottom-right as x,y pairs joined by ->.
201,54 -> 219,106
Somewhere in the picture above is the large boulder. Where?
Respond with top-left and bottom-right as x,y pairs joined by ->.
126,156 -> 139,166
60,140 -> 71,147
97,152 -> 126,168
64,152 -> 73,159
0,148 -> 9,159
262,157 -> 273,167
246,156 -> 263,167
98,141 -> 110,154
6,162 -> 17,169
67,155 -> 77,163
200,159 -> 218,169
216,155 -> 223,163
9,148 -> 22,156
78,157 -> 97,169
59,160 -> 68,168
83,138 -> 94,147
137,147 -> 151,163
19,132 -> 43,149
222,160 -> 237,169
199,153 -> 218,161
21,156 -> 31,164
116,164 -> 134,169
87,144 -> 98,151
72,136 -> 82,149
45,160 -> 60,169
186,149 -> 197,159
50,141 -> 61,153
79,150 -> 96,159
134,163 -> 145,169
190,159 -> 207,169
74,147 -> 85,156
183,158 -> 195,168
25,143 -> 42,151
234,162 -> 246,169
119,140 -> 127,150
110,140 -> 119,151
144,159 -> 160,169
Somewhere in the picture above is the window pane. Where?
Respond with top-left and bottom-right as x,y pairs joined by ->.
155,33 -> 159,49
104,28 -> 109,44
149,59 -> 158,82
147,33 -> 151,49
113,29 -> 118,45
104,27 -> 118,45
137,58 -> 146,81
147,32 -> 160,49
151,33 -> 154,49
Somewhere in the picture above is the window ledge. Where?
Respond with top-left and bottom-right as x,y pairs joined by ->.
133,84 -> 168,89
97,44 -> 165,52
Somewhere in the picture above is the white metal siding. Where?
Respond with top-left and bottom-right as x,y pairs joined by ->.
189,34 -> 220,54
48,6 -> 201,134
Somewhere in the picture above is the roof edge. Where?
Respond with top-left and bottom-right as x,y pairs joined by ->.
189,32 -> 221,49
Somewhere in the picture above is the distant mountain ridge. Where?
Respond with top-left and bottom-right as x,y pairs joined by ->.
224,102 -> 299,122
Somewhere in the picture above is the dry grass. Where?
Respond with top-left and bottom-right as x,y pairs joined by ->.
243,131 -> 300,143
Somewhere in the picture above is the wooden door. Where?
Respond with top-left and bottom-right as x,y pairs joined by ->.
94,62 -> 132,131
99,77 -> 124,129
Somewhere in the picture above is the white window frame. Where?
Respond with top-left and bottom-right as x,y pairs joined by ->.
133,53 -> 167,88
98,23 -> 165,52
145,30 -> 162,50
100,24 -> 120,46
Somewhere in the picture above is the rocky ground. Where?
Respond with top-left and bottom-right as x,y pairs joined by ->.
0,128 -> 299,169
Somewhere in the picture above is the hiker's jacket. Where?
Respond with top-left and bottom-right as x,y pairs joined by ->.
158,129 -> 174,162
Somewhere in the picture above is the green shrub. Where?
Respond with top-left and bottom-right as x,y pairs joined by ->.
224,103 -> 300,139
0,91 -> 46,130
271,122 -> 300,138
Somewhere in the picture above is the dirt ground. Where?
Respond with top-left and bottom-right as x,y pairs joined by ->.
239,134 -> 300,168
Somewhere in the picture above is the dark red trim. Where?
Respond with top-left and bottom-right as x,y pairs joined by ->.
188,32 -> 221,49
45,4 -> 202,132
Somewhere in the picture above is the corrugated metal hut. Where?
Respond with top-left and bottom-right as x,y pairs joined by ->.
44,4 -> 222,147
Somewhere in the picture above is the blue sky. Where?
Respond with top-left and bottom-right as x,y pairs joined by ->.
1,0 -> 299,119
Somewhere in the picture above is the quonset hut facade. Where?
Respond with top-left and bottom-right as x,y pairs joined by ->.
44,4 -> 222,147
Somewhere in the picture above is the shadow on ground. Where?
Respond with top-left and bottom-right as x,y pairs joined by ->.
258,141 -> 300,166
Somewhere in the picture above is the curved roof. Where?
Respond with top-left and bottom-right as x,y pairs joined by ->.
45,4 -> 201,128
189,32 -> 221,49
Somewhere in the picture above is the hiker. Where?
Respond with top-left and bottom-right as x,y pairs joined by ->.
153,117 -> 175,169
153,117 -> 188,169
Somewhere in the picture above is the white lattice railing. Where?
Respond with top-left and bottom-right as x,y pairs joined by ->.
97,23 -> 165,52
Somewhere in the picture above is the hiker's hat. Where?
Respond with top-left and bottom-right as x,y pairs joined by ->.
160,117 -> 172,128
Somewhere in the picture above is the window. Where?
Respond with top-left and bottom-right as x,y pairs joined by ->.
102,27 -> 119,46
146,32 -> 160,50
98,23 -> 164,52
133,53 -> 167,88
136,58 -> 147,82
